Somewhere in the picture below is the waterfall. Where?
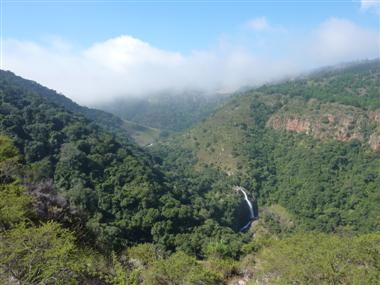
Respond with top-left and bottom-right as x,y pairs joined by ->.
234,186 -> 255,232
239,188 -> 254,219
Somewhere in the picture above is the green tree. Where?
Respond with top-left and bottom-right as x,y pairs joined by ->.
254,232 -> 380,285
1,222 -> 79,284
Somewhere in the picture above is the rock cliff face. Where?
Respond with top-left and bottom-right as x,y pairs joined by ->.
267,98 -> 380,150
369,133 -> 380,151
368,110 -> 380,150
271,117 -> 311,134
369,110 -> 380,123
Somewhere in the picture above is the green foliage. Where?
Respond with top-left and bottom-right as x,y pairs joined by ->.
246,127 -> 380,232
0,182 -> 33,230
259,205 -> 296,235
254,232 -> 380,285
0,72 -> 182,250
0,70 -> 133,140
1,61 -> 380,285
111,252 -> 128,285
203,257 -> 239,280
142,251 -> 222,285
100,93 -> 229,132
204,240 -> 231,259
0,135 -> 33,230
0,135 -> 19,163
0,221 -> 78,284
125,243 -> 163,266
259,59 -> 380,109
0,221 -> 113,285
0,70 -> 246,259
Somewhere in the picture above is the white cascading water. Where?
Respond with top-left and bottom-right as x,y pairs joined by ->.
239,188 -> 254,219
234,186 -> 255,232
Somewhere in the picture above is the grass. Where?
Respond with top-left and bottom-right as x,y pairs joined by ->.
161,94 -> 255,174
122,120 -> 161,146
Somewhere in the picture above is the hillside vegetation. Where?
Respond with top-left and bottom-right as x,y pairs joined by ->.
0,71 -> 162,146
1,60 -> 380,284
0,70 -> 248,284
157,59 -> 380,233
99,92 -> 230,132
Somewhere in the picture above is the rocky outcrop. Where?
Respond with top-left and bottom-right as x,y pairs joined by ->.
369,133 -> 380,151
268,114 -> 365,143
267,99 -> 380,150
270,117 -> 311,134
283,117 -> 311,134
369,110 -> 380,123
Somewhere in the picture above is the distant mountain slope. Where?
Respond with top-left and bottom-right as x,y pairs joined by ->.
1,64 -> 379,285
0,70 -> 247,254
0,72 -> 174,249
260,59 -> 380,109
161,59 -> 380,173
156,59 -> 380,233
98,92 -> 230,132
0,70 -> 160,145
267,98 -> 380,150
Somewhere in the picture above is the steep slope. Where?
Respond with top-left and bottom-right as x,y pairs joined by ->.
0,70 -> 249,255
1,63 -> 380,285
156,59 -> 380,233
0,70 -> 160,145
263,59 -> 380,109
267,98 -> 380,150
122,120 -> 161,146
0,73 -> 173,249
157,93 -> 281,174
98,92 -> 230,132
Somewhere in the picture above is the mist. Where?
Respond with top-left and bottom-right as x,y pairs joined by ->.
3,17 -> 379,106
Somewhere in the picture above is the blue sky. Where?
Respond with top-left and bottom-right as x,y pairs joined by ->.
4,0 -> 379,52
2,0 -> 379,104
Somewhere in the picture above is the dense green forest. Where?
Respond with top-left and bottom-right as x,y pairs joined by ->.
259,60 -> 380,109
0,70 -> 248,283
0,71 -> 163,146
1,60 -> 380,284
158,59 -> 380,233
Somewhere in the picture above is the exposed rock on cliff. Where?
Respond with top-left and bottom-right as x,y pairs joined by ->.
267,98 -> 380,150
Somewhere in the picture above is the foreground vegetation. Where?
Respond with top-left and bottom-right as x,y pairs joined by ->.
1,60 -> 380,284
1,137 -> 378,284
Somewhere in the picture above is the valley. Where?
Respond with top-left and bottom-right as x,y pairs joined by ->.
98,92 -> 230,132
0,59 -> 379,284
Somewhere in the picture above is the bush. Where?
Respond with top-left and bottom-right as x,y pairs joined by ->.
142,251 -> 222,285
254,232 -> 380,285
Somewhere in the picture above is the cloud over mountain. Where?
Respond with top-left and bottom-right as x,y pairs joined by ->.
309,18 -> 379,64
3,18 -> 379,105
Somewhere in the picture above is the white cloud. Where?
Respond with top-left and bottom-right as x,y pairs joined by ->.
3,36 -> 299,104
246,17 -> 270,31
308,18 -> 379,65
245,17 -> 287,33
3,18 -> 379,105
84,36 -> 184,71
360,0 -> 380,14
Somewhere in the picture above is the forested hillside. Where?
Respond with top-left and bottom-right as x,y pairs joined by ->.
150,59 -> 380,284
1,60 -> 380,284
0,70 -> 248,284
0,71 -> 162,145
157,60 -> 380,234
99,92 -> 229,132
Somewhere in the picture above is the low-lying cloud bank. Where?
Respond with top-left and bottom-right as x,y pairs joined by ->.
3,17 -> 379,105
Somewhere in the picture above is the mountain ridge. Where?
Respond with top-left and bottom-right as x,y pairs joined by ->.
0,70 -> 161,145
154,59 -> 380,234
1,60 -> 380,284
